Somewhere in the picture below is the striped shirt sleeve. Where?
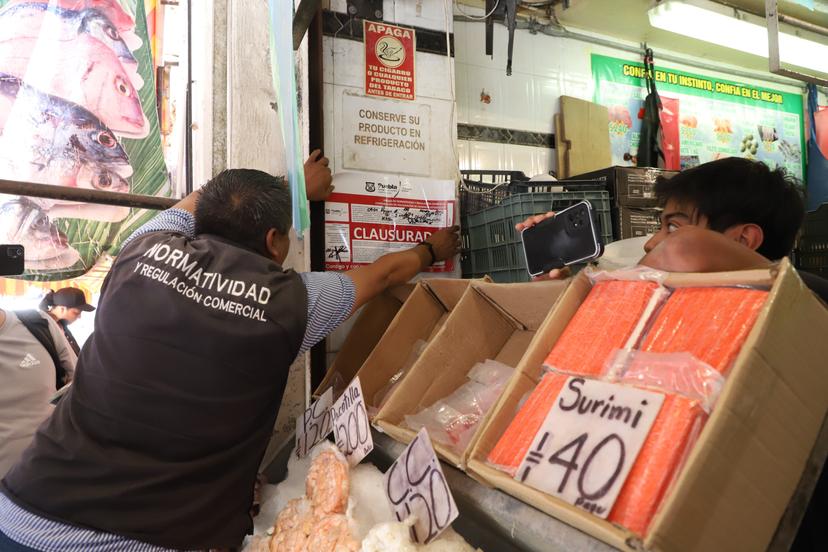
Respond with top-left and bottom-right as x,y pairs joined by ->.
122,208 -> 196,248
298,272 -> 356,354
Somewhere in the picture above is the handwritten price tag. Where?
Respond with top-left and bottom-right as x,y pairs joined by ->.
295,388 -> 333,459
516,377 -> 664,517
331,377 -> 373,466
385,428 -> 458,544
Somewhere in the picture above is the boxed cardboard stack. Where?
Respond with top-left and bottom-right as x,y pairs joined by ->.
375,280 -> 569,468
569,166 -> 678,240
315,285 -> 414,397
356,278 -> 482,414
467,260 -> 828,552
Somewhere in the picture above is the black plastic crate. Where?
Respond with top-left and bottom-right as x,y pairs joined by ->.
459,170 -> 529,217
797,203 -> 828,276
461,190 -> 613,283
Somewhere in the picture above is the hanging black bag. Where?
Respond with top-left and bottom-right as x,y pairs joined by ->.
636,48 -> 665,168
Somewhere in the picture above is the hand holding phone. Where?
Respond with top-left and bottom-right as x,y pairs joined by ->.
520,201 -> 603,278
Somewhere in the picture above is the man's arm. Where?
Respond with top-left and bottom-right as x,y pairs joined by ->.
345,226 -> 460,314
42,314 -> 77,384
639,226 -> 772,272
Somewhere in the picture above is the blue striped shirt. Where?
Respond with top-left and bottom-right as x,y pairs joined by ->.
0,209 -> 355,551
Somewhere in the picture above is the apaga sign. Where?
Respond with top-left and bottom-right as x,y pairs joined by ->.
364,21 -> 415,101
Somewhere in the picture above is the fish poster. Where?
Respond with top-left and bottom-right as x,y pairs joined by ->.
0,0 -> 169,280
592,54 -> 805,180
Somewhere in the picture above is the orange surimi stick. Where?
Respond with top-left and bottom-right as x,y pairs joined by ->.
544,281 -> 662,376
640,287 -> 768,374
609,394 -> 707,536
486,372 -> 568,475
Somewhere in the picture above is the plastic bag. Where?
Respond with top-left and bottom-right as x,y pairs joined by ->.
404,359 -> 512,453
603,349 -> 725,412
585,264 -> 668,285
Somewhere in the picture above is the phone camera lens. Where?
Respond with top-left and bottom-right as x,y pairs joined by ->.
9,246 -> 23,259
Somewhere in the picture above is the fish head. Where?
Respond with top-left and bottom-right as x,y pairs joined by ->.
0,198 -> 70,261
76,163 -> 130,193
76,125 -> 130,165
82,48 -> 147,136
78,9 -> 137,66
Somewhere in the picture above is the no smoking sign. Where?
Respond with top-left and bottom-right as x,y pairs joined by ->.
364,21 -> 415,101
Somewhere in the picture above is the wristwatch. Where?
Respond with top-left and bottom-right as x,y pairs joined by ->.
418,241 -> 436,265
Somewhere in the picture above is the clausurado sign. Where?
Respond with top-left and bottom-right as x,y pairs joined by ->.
385,428 -> 458,544
516,377 -> 665,517
331,376 -> 374,466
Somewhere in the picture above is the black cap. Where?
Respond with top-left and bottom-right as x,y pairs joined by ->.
52,288 -> 95,312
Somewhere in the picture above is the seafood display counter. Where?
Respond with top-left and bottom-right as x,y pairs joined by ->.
262,430 -> 616,552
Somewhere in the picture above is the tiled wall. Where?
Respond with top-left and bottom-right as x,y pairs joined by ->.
454,16 -> 805,179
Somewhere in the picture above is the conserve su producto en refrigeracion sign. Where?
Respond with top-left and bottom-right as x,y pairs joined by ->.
324,172 -> 455,273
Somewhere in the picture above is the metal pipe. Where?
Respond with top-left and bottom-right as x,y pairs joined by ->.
0,179 -> 176,210
456,14 -> 823,92
710,0 -> 828,39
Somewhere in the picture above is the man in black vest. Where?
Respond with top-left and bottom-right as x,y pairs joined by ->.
0,169 -> 460,551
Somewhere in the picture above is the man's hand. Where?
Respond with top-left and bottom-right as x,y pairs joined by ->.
425,225 -> 461,262
639,226 -> 771,273
515,211 -> 570,280
304,149 -> 333,202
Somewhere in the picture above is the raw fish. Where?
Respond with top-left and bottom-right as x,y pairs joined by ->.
0,34 -> 148,136
0,73 -> 132,186
0,196 -> 80,269
3,0 -> 136,33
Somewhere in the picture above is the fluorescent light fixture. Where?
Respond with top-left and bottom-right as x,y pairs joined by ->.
648,0 -> 828,74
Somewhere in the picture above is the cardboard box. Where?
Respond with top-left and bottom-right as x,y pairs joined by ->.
358,278 -> 480,413
467,260 -> 828,552
375,280 -> 570,468
616,206 -> 662,240
315,284 -> 414,398
570,166 -> 678,208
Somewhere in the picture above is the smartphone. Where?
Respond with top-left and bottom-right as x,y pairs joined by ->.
0,244 -> 24,276
520,201 -> 603,277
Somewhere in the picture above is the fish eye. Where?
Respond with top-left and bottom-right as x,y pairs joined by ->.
105,24 -> 120,40
33,214 -> 49,230
97,131 -> 117,148
96,172 -> 112,189
115,76 -> 131,96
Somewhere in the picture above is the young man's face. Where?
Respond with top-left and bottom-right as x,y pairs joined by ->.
643,199 -> 708,254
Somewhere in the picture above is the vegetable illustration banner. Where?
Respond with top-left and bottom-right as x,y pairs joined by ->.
0,0 -> 169,280
591,54 -> 805,180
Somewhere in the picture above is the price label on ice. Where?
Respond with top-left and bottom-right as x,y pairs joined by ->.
331,377 -> 373,466
385,428 -> 458,544
516,377 -> 664,517
295,388 -> 333,459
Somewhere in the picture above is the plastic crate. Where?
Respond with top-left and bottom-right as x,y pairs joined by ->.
459,170 -> 529,217
461,190 -> 613,283
797,203 -> 828,276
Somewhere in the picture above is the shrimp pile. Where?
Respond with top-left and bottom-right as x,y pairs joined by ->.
266,449 -> 360,552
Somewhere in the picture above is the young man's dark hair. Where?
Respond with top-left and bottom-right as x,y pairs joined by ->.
654,157 -> 805,260
194,169 -> 292,254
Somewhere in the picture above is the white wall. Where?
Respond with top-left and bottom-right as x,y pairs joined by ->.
323,1 -> 457,364
454,16 -> 807,178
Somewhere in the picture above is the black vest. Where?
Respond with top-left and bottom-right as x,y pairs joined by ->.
2,231 -> 308,549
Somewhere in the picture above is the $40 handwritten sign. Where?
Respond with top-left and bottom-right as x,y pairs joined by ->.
516,377 -> 665,517
295,388 -> 333,459
385,428 -> 458,544
331,377 -> 373,466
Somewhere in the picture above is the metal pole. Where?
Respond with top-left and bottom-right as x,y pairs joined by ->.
0,179 -> 176,210
185,0 -> 194,194
293,0 -> 323,50
765,0 -> 828,87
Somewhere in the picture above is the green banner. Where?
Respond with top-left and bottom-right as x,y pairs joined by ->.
0,0 -> 169,281
591,53 -> 805,180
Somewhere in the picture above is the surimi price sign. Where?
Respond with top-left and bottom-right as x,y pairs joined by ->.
331,377 -> 373,466
516,377 -> 664,517
385,428 -> 458,544
324,172 -> 455,273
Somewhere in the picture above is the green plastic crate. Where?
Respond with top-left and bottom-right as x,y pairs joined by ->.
461,190 -> 613,282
